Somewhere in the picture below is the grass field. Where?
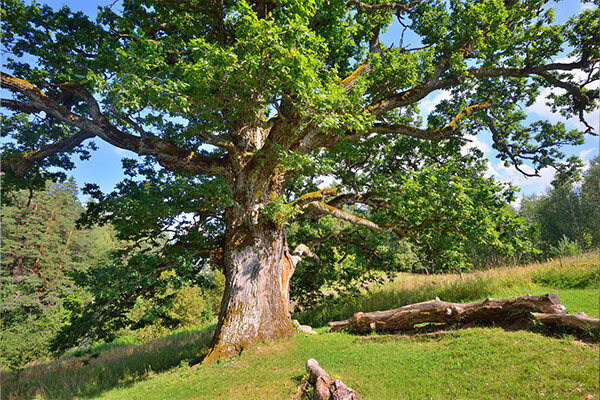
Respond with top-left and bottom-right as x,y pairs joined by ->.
93,329 -> 598,400
3,253 -> 598,400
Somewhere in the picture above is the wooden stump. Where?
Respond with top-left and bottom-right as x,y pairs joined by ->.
305,359 -> 362,400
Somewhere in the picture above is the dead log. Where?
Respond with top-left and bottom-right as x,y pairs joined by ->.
328,294 -> 568,334
305,359 -> 362,400
532,312 -> 600,332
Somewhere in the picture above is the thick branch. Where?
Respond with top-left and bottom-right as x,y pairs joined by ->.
1,73 -> 228,176
305,359 -> 363,400
1,98 -> 41,113
287,188 -> 338,208
367,100 -> 493,140
1,130 -> 96,176
532,312 -> 600,331
305,201 -> 391,232
367,60 -> 598,117
328,294 -> 568,333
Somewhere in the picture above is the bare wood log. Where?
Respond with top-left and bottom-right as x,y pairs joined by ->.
305,359 -> 363,400
328,294 -> 567,334
532,312 -> 600,332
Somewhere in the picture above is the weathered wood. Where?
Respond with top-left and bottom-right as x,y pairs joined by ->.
327,294 -> 568,334
532,312 -> 600,332
305,359 -> 363,400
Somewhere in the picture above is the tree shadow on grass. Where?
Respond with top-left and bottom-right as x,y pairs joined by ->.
348,320 -> 599,345
1,324 -> 215,400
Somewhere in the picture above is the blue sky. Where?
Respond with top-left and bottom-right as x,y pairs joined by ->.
15,1 -> 600,204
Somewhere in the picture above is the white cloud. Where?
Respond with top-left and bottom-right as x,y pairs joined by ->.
114,147 -> 133,156
527,56 -> 599,132
461,134 -> 490,155
581,2 -> 595,11
512,195 -> 523,210
579,147 -> 597,161
317,175 -> 337,189
492,162 -> 556,190
420,90 -> 452,114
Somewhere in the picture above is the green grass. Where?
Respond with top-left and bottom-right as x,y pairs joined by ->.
3,253 -> 598,400
1,325 -> 214,400
90,329 -> 598,400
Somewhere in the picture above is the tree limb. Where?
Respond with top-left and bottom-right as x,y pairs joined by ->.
287,188 -> 339,208
366,59 -> 598,118
304,201 -> 393,232
1,73 -> 229,176
366,100 -> 493,141
1,130 -> 96,176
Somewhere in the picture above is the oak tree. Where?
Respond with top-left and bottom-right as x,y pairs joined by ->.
1,0 -> 598,362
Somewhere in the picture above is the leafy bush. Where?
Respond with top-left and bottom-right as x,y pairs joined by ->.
127,271 -> 225,342
550,236 -> 583,258
1,315 -> 57,371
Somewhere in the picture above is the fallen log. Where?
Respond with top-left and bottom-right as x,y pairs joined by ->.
304,358 -> 363,400
328,294 -> 570,334
532,312 -> 600,332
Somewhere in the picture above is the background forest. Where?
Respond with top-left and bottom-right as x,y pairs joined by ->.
2,157 -> 598,370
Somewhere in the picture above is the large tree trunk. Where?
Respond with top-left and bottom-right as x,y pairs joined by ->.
202,166 -> 296,364
203,224 -> 296,364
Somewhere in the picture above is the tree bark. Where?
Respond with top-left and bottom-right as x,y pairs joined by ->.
203,166 -> 296,364
203,225 -> 296,363
327,294 -> 568,333
305,358 -> 363,400
532,312 -> 600,332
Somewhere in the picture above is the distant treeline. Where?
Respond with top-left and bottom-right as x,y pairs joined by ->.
519,157 -> 600,258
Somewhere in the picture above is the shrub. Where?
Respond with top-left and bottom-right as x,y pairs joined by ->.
550,236 -> 583,258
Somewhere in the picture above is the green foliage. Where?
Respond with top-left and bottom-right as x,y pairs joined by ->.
551,235 -> 584,258
0,179 -> 120,369
126,272 -> 225,342
295,253 -> 600,327
2,255 -> 598,399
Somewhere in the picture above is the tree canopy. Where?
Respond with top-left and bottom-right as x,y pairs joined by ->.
1,0 -> 598,362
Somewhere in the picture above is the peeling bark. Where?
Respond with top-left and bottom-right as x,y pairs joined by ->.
203,165 -> 297,364
203,226 -> 296,364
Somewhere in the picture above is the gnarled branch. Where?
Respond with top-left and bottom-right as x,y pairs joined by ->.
1,73 -> 229,176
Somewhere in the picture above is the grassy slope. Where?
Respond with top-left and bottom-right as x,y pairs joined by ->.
4,253 -> 598,400
95,329 -> 598,400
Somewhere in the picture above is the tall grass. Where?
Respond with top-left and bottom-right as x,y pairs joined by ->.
1,324 -> 214,400
294,252 -> 599,327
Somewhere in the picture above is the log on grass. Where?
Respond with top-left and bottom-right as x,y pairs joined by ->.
532,312 -> 600,332
328,294 -> 567,334
305,358 -> 363,400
